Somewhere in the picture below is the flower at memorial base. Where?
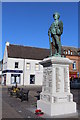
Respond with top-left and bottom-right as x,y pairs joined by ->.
35,109 -> 41,113
35,109 -> 44,116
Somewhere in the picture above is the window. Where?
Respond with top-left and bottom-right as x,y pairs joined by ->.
11,74 -> 20,84
78,52 -> 80,56
63,50 -> 65,54
15,62 -> 18,68
73,62 -> 76,70
30,75 -> 35,84
66,51 -> 67,54
71,51 -> 72,55
35,63 -> 40,71
26,63 -> 30,70
68,50 -> 70,55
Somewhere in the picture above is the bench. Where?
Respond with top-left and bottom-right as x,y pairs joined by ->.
9,87 -> 20,96
8,86 -> 16,92
16,89 -> 29,102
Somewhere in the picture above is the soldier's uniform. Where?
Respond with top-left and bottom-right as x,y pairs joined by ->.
48,12 -> 63,55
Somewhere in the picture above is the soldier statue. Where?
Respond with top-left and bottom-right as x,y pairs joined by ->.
48,12 -> 63,56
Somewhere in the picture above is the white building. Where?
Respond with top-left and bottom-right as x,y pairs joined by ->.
2,42 -> 49,86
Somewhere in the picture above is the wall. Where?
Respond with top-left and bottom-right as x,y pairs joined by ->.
66,55 -> 80,77
7,58 -> 24,70
2,57 -> 24,86
78,56 -> 80,77
24,59 -> 43,85
3,57 -> 43,86
3,46 -> 8,70
0,71 -> 2,84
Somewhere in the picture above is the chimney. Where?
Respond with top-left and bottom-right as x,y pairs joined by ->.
6,42 -> 10,46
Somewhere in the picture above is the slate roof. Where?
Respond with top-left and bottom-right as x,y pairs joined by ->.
7,44 -> 50,60
7,44 -> 79,60
62,46 -> 78,56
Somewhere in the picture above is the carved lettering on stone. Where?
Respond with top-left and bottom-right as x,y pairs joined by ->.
64,67 -> 69,92
56,67 -> 61,92
43,67 -> 52,93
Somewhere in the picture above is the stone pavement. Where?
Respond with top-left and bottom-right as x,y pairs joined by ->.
1,85 -> 80,119
2,85 -> 41,119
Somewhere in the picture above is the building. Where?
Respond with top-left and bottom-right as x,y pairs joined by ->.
62,46 -> 80,78
2,42 -> 49,86
0,60 -> 2,84
2,42 -> 80,86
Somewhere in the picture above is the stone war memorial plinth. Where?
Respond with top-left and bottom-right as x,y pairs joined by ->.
37,12 -> 76,116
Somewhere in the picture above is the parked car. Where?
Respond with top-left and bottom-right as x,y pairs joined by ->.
70,77 -> 80,89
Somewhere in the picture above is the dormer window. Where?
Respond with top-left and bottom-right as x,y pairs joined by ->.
71,51 -> 73,55
66,51 -> 67,54
68,50 -> 70,55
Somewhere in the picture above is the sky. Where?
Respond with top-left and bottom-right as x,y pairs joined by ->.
2,2 -> 79,60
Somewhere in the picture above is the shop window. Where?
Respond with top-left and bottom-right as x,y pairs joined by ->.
35,63 -> 40,71
15,62 -> 18,68
73,62 -> 76,70
11,74 -> 20,84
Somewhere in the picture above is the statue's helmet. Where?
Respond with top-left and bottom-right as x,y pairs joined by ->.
53,12 -> 60,20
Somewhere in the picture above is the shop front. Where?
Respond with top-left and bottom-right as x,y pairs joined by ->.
69,71 -> 77,79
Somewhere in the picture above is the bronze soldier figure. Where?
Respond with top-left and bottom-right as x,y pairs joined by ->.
48,12 -> 63,56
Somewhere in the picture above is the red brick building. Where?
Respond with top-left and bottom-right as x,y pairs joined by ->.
62,46 -> 80,78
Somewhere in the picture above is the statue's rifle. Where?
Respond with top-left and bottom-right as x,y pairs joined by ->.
49,35 -> 52,56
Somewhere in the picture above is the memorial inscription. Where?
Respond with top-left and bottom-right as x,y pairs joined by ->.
43,67 -> 52,93
64,67 -> 70,92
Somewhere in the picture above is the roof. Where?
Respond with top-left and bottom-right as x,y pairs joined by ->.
62,46 -> 78,56
7,44 -> 50,60
7,44 -> 80,60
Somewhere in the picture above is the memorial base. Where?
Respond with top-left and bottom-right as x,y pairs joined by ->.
37,100 -> 76,116
37,56 -> 76,116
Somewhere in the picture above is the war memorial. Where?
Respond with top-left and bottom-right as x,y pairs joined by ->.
37,12 -> 77,116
